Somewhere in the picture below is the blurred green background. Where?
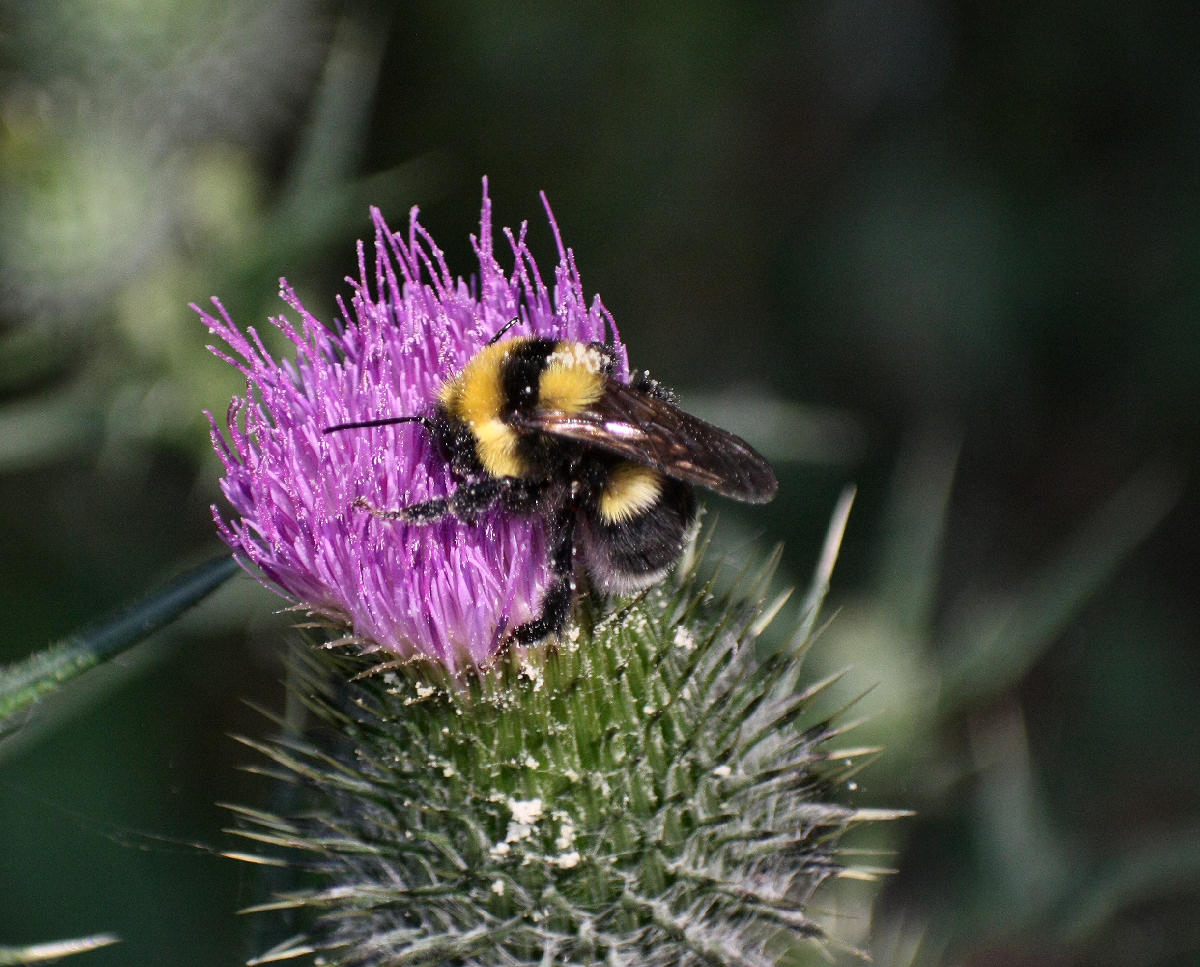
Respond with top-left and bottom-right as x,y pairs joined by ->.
1,1 -> 1197,964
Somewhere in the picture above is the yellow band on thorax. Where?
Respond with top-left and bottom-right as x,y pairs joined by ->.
441,340 -> 525,478
538,342 -> 606,414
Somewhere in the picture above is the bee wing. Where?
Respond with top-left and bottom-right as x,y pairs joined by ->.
518,380 -> 778,503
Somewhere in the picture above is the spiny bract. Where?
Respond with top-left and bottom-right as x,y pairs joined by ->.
230,541 -> 896,967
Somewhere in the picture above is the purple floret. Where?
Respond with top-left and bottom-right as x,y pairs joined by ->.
201,181 -> 625,668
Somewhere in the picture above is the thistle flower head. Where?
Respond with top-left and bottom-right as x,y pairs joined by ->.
201,183 -> 624,668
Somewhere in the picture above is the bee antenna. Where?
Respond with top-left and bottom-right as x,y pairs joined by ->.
486,317 -> 521,345
322,415 -> 435,435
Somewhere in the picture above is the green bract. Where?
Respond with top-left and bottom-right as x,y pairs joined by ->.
230,528 -> 900,967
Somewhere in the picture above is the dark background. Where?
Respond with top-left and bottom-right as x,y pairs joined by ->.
1,2 -> 1197,964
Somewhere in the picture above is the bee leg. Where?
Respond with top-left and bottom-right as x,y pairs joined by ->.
352,478 -> 511,525
507,509 -> 577,646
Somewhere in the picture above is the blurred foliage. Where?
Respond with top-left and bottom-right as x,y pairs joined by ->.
0,0 -> 1196,965
0,555 -> 236,735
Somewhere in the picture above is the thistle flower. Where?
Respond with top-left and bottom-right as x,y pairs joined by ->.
200,183 -> 622,668
206,191 -> 901,965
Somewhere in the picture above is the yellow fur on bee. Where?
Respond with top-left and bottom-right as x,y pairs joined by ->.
538,342 -> 605,414
441,341 -> 525,478
599,463 -> 663,524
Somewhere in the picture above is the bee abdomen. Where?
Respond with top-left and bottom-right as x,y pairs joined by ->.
580,475 -> 697,593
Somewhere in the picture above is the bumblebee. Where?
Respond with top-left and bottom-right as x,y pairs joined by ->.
324,324 -> 777,646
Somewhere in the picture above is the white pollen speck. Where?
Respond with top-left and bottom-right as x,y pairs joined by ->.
491,879 -> 505,896
555,821 -> 577,852
546,343 -> 605,373
555,851 -> 581,869
523,754 -> 539,770
489,841 -> 511,859
713,765 -> 732,778
521,660 -> 544,691
508,797 -> 544,825
416,684 -> 435,699
505,822 -> 532,843
442,766 -> 456,778
673,626 -> 696,651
